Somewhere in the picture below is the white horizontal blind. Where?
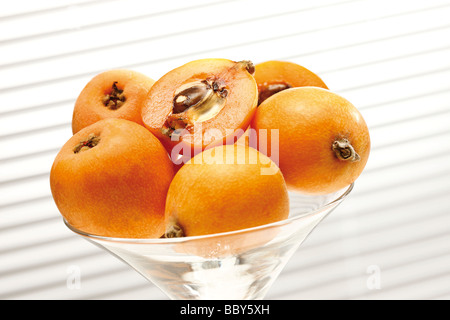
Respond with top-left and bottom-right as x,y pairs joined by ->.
1,0 -> 450,299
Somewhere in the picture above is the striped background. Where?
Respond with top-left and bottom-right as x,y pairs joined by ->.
1,0 -> 450,299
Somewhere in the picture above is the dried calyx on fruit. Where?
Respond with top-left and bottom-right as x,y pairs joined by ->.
165,223 -> 184,238
332,138 -> 361,162
73,133 -> 100,153
161,60 -> 254,138
102,82 -> 126,110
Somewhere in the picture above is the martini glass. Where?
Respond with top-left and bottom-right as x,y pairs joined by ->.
64,183 -> 353,300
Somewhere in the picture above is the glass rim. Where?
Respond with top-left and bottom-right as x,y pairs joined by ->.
64,183 -> 354,245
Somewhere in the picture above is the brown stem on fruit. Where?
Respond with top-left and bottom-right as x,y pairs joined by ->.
165,223 -> 184,238
258,82 -> 292,105
73,133 -> 100,153
102,81 -> 126,110
332,138 -> 360,162
237,60 -> 255,75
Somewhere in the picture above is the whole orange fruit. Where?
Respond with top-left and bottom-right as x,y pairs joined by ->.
254,60 -> 328,105
251,87 -> 370,194
164,144 -> 289,237
50,118 -> 175,238
72,69 -> 155,134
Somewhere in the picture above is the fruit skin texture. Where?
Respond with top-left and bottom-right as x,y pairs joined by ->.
254,60 -> 328,104
165,145 -> 289,237
50,118 -> 175,238
141,58 -> 258,156
251,87 -> 370,194
72,69 -> 155,134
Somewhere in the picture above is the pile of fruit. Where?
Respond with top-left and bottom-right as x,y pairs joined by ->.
50,59 -> 370,239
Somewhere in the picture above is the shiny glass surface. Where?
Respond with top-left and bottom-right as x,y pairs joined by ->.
65,183 -> 353,300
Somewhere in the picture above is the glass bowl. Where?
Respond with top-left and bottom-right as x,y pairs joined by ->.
64,183 -> 353,300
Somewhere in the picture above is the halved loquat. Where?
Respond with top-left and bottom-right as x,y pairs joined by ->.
50,118 -> 175,238
72,69 -> 155,134
251,87 -> 370,194
141,58 -> 258,162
